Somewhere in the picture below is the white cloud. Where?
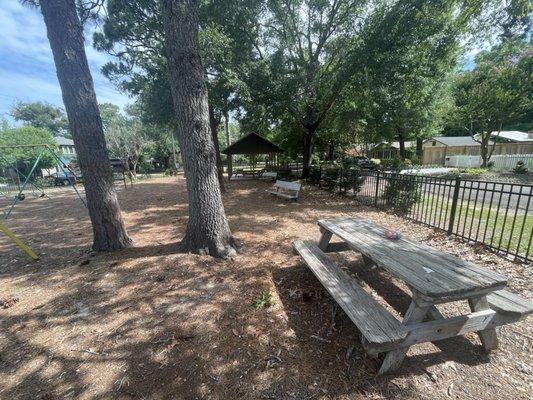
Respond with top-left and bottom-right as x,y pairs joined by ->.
0,2 -> 132,116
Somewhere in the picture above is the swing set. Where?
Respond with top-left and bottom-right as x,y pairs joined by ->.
0,144 -> 87,219
0,144 -> 87,260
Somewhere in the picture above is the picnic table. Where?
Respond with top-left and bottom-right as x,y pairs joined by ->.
293,217 -> 532,374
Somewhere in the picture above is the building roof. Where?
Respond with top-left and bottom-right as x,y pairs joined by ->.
222,132 -> 283,155
425,136 -> 481,147
55,136 -> 74,146
491,130 -> 533,142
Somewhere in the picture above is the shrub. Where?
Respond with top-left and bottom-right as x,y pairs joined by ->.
341,167 -> 365,194
512,161 -> 528,174
379,157 -> 407,172
321,166 -> 341,191
381,173 -> 421,215
308,165 -> 321,184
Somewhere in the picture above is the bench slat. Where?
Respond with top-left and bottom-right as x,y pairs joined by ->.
293,240 -> 407,346
274,180 -> 301,191
487,290 -> 533,318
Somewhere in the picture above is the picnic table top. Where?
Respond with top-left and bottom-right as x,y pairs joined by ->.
318,217 -> 507,301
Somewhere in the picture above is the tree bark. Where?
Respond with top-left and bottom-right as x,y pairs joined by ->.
302,130 -> 314,179
40,0 -> 132,251
398,133 -> 406,159
162,0 -> 238,258
208,104 -> 225,192
224,110 -> 232,181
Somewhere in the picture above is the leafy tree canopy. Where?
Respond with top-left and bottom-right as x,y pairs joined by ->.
10,101 -> 69,137
0,125 -> 57,169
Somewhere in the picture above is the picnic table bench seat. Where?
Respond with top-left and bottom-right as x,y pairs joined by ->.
293,240 -> 408,347
487,290 -> 533,318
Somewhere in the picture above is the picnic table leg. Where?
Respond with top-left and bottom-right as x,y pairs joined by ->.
379,300 -> 430,374
468,296 -> 498,351
317,227 -> 332,251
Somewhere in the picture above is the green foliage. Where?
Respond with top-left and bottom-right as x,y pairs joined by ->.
381,174 -> 421,215
321,166 -> 341,191
252,290 -> 274,309
0,125 -> 57,169
341,168 -> 365,194
10,101 -> 69,136
379,158 -> 407,172
512,161 -> 528,174
449,39 -> 532,166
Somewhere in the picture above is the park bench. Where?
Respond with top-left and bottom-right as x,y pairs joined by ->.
268,180 -> 301,201
260,171 -> 278,181
293,217 -> 532,374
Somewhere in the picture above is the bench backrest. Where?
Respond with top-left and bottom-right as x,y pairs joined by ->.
263,171 -> 277,178
274,180 -> 301,192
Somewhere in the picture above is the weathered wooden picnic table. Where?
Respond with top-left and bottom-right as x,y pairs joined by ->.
293,217 -> 532,374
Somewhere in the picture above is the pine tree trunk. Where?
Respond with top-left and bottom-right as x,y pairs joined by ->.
208,104 -> 226,192
40,0 -> 132,252
224,111 -> 232,181
162,0 -> 238,258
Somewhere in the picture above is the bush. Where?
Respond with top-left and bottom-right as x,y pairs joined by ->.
341,167 -> 365,194
321,166 -> 341,191
308,165 -> 321,184
381,173 -> 421,215
379,157 -> 407,172
512,161 -> 528,174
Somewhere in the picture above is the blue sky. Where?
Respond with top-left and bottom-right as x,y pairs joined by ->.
0,2 -> 131,121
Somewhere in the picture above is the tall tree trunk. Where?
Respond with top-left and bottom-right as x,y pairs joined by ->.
480,133 -> 489,168
162,0 -> 238,258
224,110 -> 232,181
398,133 -> 406,159
40,0 -> 132,251
208,104 -> 225,192
416,137 -> 423,159
302,131 -> 314,179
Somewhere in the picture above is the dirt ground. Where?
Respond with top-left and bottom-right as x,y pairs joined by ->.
0,176 -> 531,400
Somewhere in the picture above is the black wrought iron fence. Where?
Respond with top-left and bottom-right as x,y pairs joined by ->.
308,165 -> 532,262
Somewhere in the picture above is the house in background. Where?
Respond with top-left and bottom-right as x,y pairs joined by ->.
41,136 -> 77,177
422,131 -> 533,165
369,141 -> 415,159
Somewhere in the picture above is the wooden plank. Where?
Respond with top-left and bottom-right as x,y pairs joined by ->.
293,240 -> 407,345
318,218 -> 507,300
364,309 -> 523,355
379,301 -> 430,374
487,290 -> 533,317
274,180 -> 301,191
469,296 -> 498,350
317,227 -> 333,251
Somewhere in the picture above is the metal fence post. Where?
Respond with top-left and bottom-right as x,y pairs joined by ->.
448,177 -> 461,234
374,170 -> 380,207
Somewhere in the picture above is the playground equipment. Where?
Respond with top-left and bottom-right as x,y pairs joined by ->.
0,144 -> 87,219
0,221 -> 39,260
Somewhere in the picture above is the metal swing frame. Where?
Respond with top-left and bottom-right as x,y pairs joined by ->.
0,144 -> 87,219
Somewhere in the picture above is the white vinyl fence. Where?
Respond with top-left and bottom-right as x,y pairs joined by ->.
445,154 -> 533,171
